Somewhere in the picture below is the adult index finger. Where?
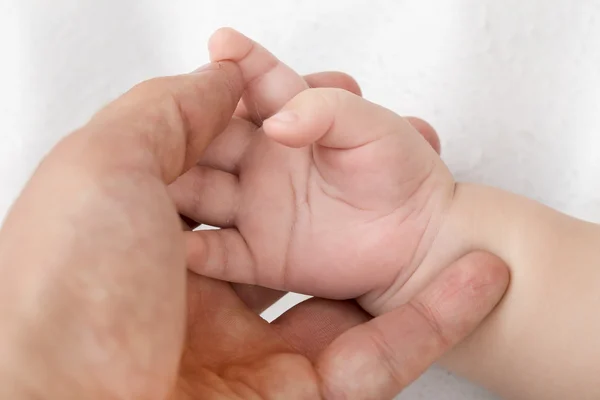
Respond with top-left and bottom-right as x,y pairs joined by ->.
64,62 -> 243,184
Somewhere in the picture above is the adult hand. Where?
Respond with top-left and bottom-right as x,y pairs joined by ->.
0,62 -> 508,399
174,251 -> 507,400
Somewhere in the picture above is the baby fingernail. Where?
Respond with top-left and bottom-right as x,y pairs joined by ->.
268,110 -> 298,124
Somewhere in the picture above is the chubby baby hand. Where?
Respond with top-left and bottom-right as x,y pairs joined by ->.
179,29 -> 455,316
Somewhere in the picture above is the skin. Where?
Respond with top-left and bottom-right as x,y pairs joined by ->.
182,29 -> 455,316
0,51 -> 509,400
188,29 -> 600,399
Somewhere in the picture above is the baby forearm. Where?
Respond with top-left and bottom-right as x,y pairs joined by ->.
431,183 -> 600,399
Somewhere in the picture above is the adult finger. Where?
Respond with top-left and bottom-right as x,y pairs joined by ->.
60,62 -> 244,184
271,298 -> 371,361
170,165 -> 239,228
186,228 -> 258,284
317,252 -> 510,400
181,272 -> 280,369
231,284 -> 287,314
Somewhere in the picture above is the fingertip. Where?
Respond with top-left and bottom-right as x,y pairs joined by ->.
455,251 -> 511,296
208,27 -> 252,62
435,251 -> 510,323
184,230 -> 207,271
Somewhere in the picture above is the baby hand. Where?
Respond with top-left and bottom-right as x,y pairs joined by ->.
183,29 -> 455,316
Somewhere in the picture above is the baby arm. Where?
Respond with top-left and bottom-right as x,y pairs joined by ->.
431,185 -> 600,400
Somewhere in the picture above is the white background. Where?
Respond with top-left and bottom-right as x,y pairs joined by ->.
2,1 -> 600,398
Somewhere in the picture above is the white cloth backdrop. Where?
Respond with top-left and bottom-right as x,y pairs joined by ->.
2,1 -> 600,398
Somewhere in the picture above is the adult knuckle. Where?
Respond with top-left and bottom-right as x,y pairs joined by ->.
131,77 -> 187,140
364,323 -> 409,388
407,300 -> 452,349
132,76 -> 172,99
